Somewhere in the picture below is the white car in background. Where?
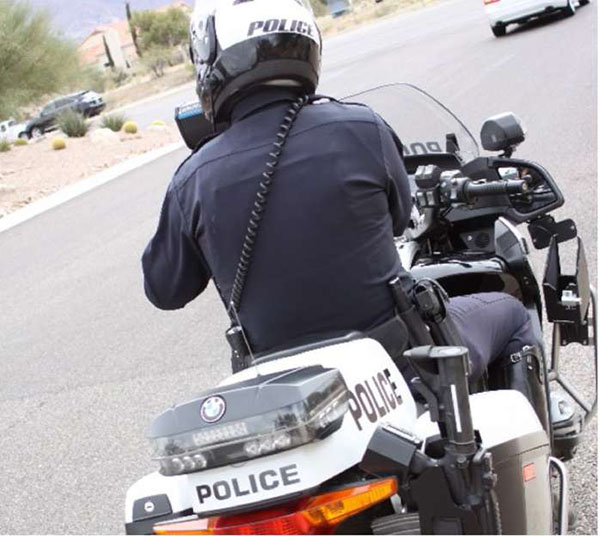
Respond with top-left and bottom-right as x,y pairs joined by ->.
484,0 -> 588,37
0,118 -> 28,142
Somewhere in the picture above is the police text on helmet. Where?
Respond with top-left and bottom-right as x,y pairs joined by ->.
247,19 -> 315,38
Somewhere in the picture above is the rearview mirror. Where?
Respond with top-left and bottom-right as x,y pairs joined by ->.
480,113 -> 526,157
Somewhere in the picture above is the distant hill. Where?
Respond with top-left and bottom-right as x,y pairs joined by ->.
27,0 -> 192,42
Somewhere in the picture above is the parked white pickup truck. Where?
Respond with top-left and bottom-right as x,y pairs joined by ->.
0,118 -> 28,142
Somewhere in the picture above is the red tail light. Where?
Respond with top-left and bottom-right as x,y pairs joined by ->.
154,477 -> 398,535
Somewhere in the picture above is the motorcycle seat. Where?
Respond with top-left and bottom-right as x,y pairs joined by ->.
252,331 -> 364,366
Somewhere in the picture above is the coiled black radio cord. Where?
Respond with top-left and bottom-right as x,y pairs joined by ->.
227,94 -> 309,317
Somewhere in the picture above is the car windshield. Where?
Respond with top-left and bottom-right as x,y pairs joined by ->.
342,83 -> 479,165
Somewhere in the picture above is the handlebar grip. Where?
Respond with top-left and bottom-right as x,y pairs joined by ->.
464,179 -> 528,199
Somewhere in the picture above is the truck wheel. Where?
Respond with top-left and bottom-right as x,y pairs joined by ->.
492,24 -> 506,37
18,132 -> 29,140
30,127 -> 43,138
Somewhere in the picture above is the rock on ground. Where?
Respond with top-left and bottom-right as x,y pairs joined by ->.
89,128 -> 121,145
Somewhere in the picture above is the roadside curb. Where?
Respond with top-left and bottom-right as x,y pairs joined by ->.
0,141 -> 185,235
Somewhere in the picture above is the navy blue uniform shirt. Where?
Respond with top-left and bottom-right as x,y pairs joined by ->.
142,88 -> 412,352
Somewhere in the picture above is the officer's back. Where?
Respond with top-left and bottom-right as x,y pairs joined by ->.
142,87 -> 411,353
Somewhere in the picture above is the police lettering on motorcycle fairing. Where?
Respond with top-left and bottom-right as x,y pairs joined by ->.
196,464 -> 301,504
128,0 -> 597,534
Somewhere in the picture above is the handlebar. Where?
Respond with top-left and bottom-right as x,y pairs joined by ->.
414,164 -> 531,210
464,179 -> 529,200
438,176 -> 529,205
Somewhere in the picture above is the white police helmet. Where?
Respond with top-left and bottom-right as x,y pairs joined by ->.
190,0 -> 321,122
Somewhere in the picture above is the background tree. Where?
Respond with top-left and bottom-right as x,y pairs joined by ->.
130,7 -> 191,78
126,2 -> 142,58
132,8 -> 190,51
0,0 -> 81,119
102,34 -> 115,69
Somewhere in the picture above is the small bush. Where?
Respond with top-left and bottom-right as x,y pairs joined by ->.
51,137 -> 66,150
58,110 -> 88,137
0,139 -> 11,152
13,138 -> 28,146
141,45 -> 169,78
309,0 -> 328,17
151,120 -> 166,127
111,68 -> 130,87
80,66 -> 108,94
123,120 -> 138,134
101,114 -> 127,132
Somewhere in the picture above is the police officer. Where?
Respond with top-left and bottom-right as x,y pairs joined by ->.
142,0 -> 547,430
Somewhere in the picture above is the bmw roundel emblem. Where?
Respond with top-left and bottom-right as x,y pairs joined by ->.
200,396 -> 227,423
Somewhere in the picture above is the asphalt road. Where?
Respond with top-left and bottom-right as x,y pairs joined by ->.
0,0 -> 596,533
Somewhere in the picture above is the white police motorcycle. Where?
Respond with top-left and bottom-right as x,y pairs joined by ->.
125,84 -> 596,535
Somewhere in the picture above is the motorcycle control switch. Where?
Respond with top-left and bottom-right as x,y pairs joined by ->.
414,165 -> 442,209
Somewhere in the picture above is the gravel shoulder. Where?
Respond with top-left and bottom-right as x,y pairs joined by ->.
0,126 -> 179,219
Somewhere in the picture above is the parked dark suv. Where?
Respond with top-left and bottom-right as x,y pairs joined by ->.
23,90 -> 106,139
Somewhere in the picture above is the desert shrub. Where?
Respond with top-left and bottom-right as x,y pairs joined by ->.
111,68 -> 130,88
151,120 -> 166,127
101,114 -> 127,132
13,137 -> 27,146
0,1 -> 82,119
51,136 -> 66,150
57,110 -> 88,137
0,139 -> 11,152
141,45 -> 169,78
123,120 -> 138,134
309,0 -> 328,17
79,66 -> 108,94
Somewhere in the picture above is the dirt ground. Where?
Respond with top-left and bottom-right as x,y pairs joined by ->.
0,126 -> 179,218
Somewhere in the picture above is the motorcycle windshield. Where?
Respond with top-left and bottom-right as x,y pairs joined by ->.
342,83 -> 479,168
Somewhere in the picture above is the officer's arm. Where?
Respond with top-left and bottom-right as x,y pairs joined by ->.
142,183 -> 211,310
376,118 -> 412,236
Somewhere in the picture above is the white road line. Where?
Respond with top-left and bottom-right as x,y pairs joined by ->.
0,142 -> 185,235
